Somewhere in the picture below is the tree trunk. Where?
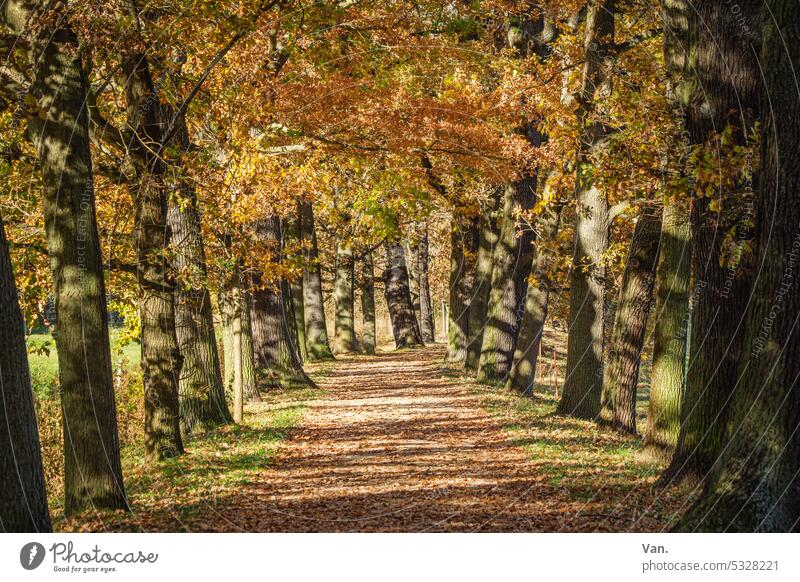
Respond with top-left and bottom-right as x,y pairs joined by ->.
662,0 -> 761,485
0,214 -> 52,532
645,202 -> 691,458
558,0 -> 614,419
677,0 -> 799,532
406,235 -> 422,327
600,206 -> 663,432
122,54 -> 184,462
250,218 -> 314,388
465,188 -> 502,370
165,108 -> 231,435
417,223 -> 436,343
477,177 -> 537,384
360,251 -> 377,354
333,242 -> 358,354
642,0 -> 693,461
220,268 -> 258,405
383,241 -> 423,349
17,12 -> 128,511
285,210 -> 308,361
446,216 -> 478,361
299,202 -> 334,360
506,202 -> 563,395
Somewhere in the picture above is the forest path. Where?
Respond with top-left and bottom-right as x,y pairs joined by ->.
239,345 -> 547,532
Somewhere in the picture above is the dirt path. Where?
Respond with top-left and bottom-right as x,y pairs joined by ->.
233,346 -> 551,532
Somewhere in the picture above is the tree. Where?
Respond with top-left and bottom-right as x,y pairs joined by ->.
644,200 -> 691,457
2,1 -> 127,510
662,0 -> 762,485
600,206 -> 663,432
360,251 -> 377,354
643,0 -> 693,460
558,0 -> 615,419
677,0 -> 800,531
333,242 -> 358,354
465,189 -> 502,370
506,200 -> 563,395
250,218 -> 314,388
300,201 -> 334,360
384,241 -> 423,348
122,52 -> 184,461
220,263 -> 259,416
477,178 -> 536,384
0,213 -> 51,532
446,216 -> 477,361
165,107 -> 232,435
416,223 -> 436,343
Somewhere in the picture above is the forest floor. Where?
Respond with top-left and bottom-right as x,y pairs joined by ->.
57,344 -> 691,532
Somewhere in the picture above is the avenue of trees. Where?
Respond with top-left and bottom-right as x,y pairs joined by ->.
1,0 -> 798,533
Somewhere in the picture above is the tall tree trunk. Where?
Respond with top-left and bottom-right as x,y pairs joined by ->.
642,0 -> 693,460
122,53 -> 183,462
644,201 -> 691,458
333,242 -> 358,354
165,108 -> 231,435
0,214 -> 52,532
299,202 -> 334,360
465,189 -> 502,370
250,218 -> 314,388
285,210 -> 308,361
477,177 -> 537,384
406,234 -> 422,327
384,241 -> 423,349
360,251 -> 377,354
679,0 -> 799,530
600,206 -> 663,433
220,268 -> 258,404
662,0 -> 761,485
558,0 -> 614,419
417,223 -> 436,343
446,216 -> 478,361
506,201 -> 563,395
9,4 -> 128,511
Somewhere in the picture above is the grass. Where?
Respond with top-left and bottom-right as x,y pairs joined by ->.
442,361 -> 691,531
55,383 -> 323,532
27,329 -> 141,398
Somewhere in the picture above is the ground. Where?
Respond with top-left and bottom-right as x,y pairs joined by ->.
56,345 -> 689,532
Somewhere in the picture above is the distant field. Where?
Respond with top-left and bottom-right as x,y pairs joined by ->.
26,330 -> 141,398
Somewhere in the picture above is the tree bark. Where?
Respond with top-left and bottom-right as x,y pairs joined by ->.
249,218 -> 314,388
558,0 -> 615,419
477,177 -> 537,384
165,107 -> 231,435
465,188 -> 502,370
446,216 -> 478,361
384,241 -> 423,349
8,3 -> 128,512
417,223 -> 436,343
285,209 -> 308,361
662,0 -> 761,485
122,53 -> 184,462
600,206 -> 663,433
220,267 -> 258,406
333,242 -> 358,354
0,213 -> 52,532
642,0 -> 693,460
406,234 -> 422,328
506,201 -> 563,395
677,0 -> 799,532
299,202 -> 334,360
644,200 -> 691,458
360,251 -> 377,354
